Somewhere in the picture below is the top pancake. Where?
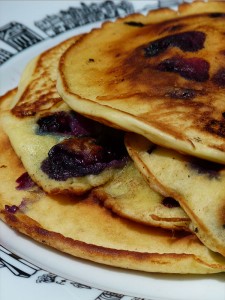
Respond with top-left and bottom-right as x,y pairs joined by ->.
57,1 -> 225,164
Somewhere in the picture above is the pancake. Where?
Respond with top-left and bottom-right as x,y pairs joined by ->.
125,132 -> 225,257
57,1 -> 225,164
94,160 -> 190,231
1,91 -> 225,274
1,36 -> 128,195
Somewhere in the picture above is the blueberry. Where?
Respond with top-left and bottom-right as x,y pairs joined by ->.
144,31 -> 206,57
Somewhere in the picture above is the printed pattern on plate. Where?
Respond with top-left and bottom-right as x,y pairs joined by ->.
0,245 -> 149,300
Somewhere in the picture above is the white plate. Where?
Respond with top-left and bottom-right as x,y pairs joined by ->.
0,1 -> 225,300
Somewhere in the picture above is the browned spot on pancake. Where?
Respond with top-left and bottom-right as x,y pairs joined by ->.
4,212 -> 18,222
212,68 -> 225,87
165,87 -> 196,100
12,95 -> 62,117
104,31 -> 210,101
205,118 -> 225,138
35,227 -> 50,236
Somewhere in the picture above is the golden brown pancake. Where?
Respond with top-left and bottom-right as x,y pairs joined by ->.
1,36 -> 128,195
94,160 -> 190,231
57,1 -> 225,164
125,132 -> 225,257
1,91 -> 225,274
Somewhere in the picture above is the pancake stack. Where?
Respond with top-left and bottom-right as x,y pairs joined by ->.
0,1 -> 225,274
